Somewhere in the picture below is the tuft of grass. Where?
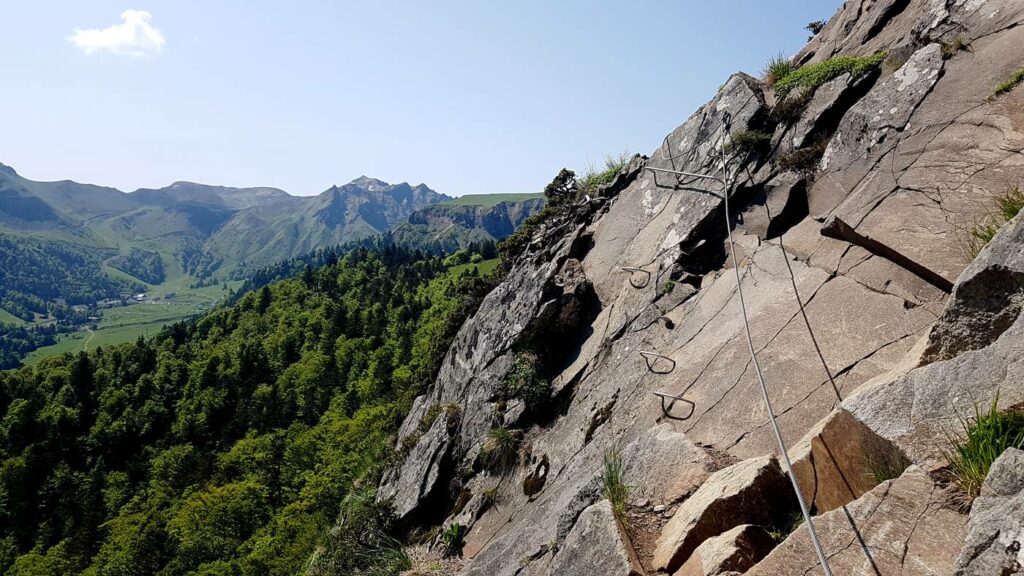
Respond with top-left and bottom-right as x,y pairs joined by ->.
964,186 -> 1024,258
944,394 -> 1024,501
941,36 -> 970,60
602,447 -> 632,527
579,152 -> 630,194
776,138 -> 829,174
774,52 -> 886,97
766,511 -> 805,544
726,130 -> 773,155
481,427 -> 522,473
992,69 -> 1024,98
501,352 -> 551,412
771,90 -> 813,125
479,488 -> 500,514
440,523 -> 465,558
863,446 -> 909,484
763,53 -> 794,87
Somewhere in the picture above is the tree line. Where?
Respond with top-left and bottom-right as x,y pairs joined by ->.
0,245 -> 498,575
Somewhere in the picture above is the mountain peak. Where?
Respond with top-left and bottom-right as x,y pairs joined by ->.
0,163 -> 18,177
347,176 -> 391,191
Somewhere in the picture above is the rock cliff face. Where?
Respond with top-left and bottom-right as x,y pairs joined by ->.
380,1 -> 1024,574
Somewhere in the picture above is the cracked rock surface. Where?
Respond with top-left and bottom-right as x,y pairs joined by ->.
372,1 -> 1024,574
955,447 -> 1024,575
653,455 -> 793,573
748,467 -> 968,576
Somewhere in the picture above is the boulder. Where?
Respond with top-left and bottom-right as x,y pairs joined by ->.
748,467 -> 968,575
788,408 -> 908,514
620,424 -> 718,506
954,448 -> 1024,575
548,500 -> 642,576
924,212 -> 1024,362
737,173 -> 807,240
652,455 -> 795,572
845,214 -> 1024,467
672,524 -> 775,576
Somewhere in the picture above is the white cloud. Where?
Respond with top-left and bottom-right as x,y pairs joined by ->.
68,10 -> 166,57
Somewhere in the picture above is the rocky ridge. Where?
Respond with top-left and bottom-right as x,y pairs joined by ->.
380,1 -> 1024,574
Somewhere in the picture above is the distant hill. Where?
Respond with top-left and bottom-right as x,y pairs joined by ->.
441,192 -> 544,207
0,164 -> 453,287
390,194 -> 546,253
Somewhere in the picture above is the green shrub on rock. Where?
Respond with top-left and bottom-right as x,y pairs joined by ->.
774,52 -> 886,97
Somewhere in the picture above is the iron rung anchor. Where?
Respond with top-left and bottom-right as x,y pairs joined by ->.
620,266 -> 651,289
652,391 -> 695,420
639,350 -> 675,374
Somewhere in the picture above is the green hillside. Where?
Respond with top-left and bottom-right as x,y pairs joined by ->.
0,166 -> 473,366
0,246 -> 495,575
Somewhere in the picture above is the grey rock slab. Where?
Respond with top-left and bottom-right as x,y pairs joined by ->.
790,72 -> 877,151
955,448 -> 1024,575
620,423 -> 717,506
794,0 -> 921,66
811,21 -> 1024,288
846,213 -> 1024,468
788,408 -> 908,514
748,466 -> 967,576
812,43 -> 945,220
737,173 -> 807,241
548,500 -> 642,576
672,524 -> 776,576
652,455 -> 795,573
846,310 -> 1024,468
924,212 -> 1024,362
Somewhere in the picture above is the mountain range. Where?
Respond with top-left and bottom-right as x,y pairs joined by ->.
0,162 -> 544,284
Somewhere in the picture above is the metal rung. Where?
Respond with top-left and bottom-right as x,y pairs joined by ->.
644,166 -> 725,197
639,351 -> 675,374
653,391 -> 696,420
620,267 -> 651,289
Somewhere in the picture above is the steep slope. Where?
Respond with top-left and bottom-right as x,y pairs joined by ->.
378,2 -> 1024,574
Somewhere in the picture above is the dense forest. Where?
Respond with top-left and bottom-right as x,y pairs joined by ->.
0,245 -> 497,575
234,236 -> 497,298
0,233 -> 140,317
110,248 -> 167,285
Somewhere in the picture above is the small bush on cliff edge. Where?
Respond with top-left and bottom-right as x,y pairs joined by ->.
944,394 -> 1024,501
497,169 -> 575,261
774,52 -> 886,97
963,186 -> 1024,258
602,447 -> 631,526
993,69 -> 1024,98
500,352 -> 551,412
310,487 -> 411,575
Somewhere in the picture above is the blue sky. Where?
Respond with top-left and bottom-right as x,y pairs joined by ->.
1,1 -> 840,196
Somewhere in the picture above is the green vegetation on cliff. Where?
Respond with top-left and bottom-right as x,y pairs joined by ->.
0,246 -> 496,575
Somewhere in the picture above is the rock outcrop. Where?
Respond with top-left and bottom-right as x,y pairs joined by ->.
748,467 -> 968,575
673,524 -> 775,576
955,448 -> 1024,575
653,455 -> 793,572
373,1 -> 1024,574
